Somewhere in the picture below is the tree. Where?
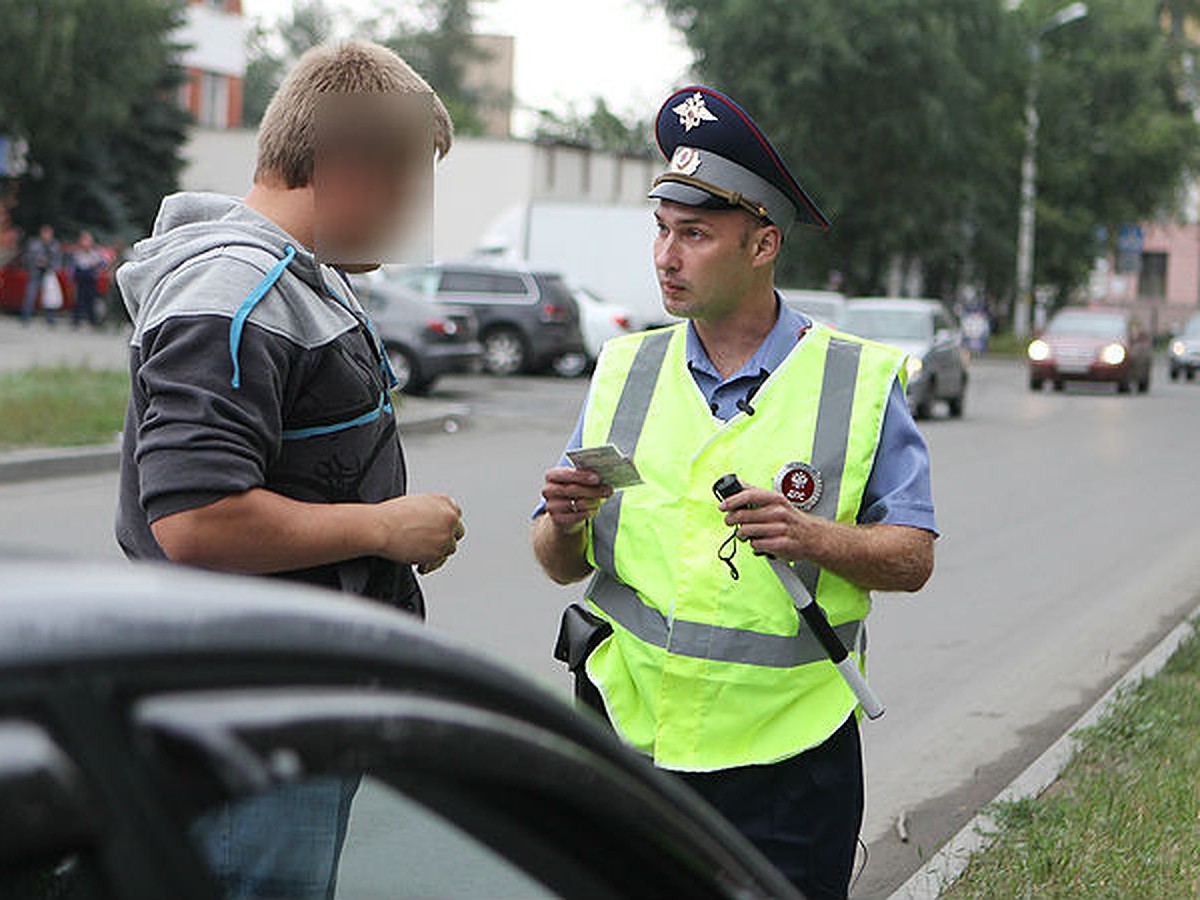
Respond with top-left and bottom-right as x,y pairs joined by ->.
387,0 -> 493,136
0,0 -> 187,239
243,0 -> 502,137
534,99 -> 654,156
1024,0 -> 1200,302
657,0 -> 1023,297
657,0 -> 1200,310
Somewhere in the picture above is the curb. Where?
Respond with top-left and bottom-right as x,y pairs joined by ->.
0,444 -> 122,485
0,403 -> 472,486
888,602 -> 1200,899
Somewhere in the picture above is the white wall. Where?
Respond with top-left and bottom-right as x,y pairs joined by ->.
179,131 -> 662,266
178,4 -> 247,77
181,127 -> 257,195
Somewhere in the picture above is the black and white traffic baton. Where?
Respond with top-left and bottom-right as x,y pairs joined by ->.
712,473 -> 885,720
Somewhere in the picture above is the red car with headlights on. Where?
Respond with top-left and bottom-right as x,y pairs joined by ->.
1027,309 -> 1152,394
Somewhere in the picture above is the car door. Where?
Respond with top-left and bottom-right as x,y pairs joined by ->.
0,718 -> 212,900
133,686 -> 801,900
932,307 -> 964,395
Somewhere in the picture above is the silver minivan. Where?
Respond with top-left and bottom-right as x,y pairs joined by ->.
843,298 -> 969,420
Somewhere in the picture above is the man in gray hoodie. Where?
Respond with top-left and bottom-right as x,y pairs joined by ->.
117,41 -> 464,895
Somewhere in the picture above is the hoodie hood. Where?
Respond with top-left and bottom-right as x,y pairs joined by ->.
118,192 -> 327,322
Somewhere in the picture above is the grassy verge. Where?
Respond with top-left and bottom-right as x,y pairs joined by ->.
945,622 -> 1200,899
0,366 -> 128,450
980,330 -> 1028,359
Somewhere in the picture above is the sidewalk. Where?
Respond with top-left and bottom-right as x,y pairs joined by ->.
0,314 -> 130,372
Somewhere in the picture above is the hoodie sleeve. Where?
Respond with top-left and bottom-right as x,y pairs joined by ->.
133,259 -> 300,523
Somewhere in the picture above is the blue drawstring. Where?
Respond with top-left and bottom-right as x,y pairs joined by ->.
229,244 -> 297,389
326,280 -> 399,390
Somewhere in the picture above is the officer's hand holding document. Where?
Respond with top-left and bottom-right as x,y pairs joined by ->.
566,445 -> 643,489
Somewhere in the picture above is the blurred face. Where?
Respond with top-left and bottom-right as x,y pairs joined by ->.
312,96 -> 435,269
653,201 -> 773,322
39,225 -> 53,241
313,149 -> 430,269
78,231 -> 93,249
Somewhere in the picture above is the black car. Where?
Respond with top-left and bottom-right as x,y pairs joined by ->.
350,269 -> 482,395
0,563 -> 800,900
386,264 -> 586,376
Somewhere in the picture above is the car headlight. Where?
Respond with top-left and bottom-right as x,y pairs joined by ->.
905,356 -> 924,379
1100,343 -> 1126,366
1027,339 -> 1051,362
1172,340 -> 1186,357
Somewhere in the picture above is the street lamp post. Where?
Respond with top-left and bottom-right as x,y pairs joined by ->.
1013,1 -> 1088,341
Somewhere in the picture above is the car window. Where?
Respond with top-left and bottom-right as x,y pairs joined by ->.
440,270 -> 530,296
843,308 -> 933,341
1046,312 -> 1126,338
190,775 -> 560,900
138,687 -> 796,900
934,310 -> 956,334
384,268 -> 438,297
1184,315 -> 1200,337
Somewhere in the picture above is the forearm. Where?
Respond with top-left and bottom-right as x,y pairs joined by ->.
152,488 -> 382,575
531,512 -> 593,585
808,522 -> 934,593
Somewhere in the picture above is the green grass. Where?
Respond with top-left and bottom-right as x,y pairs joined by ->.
0,366 -> 129,449
945,623 -> 1200,899
981,330 -> 1028,358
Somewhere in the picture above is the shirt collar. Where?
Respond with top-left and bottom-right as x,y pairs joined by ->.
685,293 -> 812,384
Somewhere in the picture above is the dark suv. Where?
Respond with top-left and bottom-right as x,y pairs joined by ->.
389,264 -> 585,376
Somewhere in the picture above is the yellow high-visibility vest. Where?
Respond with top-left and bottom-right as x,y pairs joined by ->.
581,322 -> 906,771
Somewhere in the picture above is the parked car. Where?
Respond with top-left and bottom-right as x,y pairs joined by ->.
843,298 -> 969,419
350,269 -> 482,395
552,285 -> 637,377
780,289 -> 846,329
1027,308 -> 1152,394
0,563 -> 799,900
385,264 -> 585,377
1168,313 -> 1200,382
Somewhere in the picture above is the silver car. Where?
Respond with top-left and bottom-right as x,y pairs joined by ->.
780,289 -> 846,328
843,298 -> 969,420
1169,313 -> 1200,382
351,269 -> 482,395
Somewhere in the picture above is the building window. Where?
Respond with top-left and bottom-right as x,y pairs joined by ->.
197,72 -> 229,128
1138,252 -> 1167,300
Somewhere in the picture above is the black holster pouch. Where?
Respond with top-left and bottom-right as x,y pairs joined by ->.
554,603 -> 613,720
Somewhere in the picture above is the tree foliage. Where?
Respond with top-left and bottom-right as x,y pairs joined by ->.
0,0 -> 188,240
243,0 -> 500,137
658,0 -> 1200,307
534,98 -> 654,156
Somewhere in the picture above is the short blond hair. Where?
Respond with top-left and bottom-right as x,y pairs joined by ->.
255,40 -> 454,189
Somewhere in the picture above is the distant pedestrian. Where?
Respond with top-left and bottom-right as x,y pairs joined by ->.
20,224 -> 62,325
70,230 -> 106,328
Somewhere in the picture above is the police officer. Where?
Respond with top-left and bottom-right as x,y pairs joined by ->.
532,86 -> 937,899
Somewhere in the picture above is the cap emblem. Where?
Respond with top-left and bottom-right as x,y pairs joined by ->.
669,146 -> 703,176
673,91 -> 718,132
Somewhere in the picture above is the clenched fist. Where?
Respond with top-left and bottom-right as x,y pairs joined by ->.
373,493 -> 466,574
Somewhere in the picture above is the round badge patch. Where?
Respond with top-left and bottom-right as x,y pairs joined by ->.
774,461 -> 823,511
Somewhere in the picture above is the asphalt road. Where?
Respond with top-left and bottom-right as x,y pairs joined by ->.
2,358 -> 1199,896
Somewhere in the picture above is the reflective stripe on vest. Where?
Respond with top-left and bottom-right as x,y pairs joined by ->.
588,569 -> 865,668
591,328 -> 673,575
589,333 -> 867,666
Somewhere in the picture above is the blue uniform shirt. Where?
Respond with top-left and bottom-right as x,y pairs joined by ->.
537,300 -> 937,534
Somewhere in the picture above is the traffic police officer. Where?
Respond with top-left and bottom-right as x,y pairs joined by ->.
532,86 -> 937,899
